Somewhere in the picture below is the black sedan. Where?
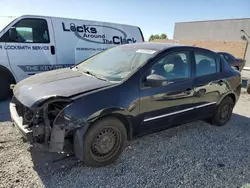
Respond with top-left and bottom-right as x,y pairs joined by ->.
10,43 -> 241,167
217,52 -> 245,72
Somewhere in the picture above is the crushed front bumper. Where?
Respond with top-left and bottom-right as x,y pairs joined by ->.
9,102 -> 33,141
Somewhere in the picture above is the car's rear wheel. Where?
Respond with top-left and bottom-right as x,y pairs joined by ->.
81,117 -> 127,167
210,96 -> 234,126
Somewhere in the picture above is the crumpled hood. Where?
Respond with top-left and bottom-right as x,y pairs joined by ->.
13,68 -> 114,108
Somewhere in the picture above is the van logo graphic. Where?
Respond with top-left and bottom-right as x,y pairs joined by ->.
18,64 -> 74,72
62,22 -> 136,45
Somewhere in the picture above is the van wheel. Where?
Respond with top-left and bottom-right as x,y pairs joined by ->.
0,73 -> 14,101
80,117 -> 127,167
210,96 -> 234,126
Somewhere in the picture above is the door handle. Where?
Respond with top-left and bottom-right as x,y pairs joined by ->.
50,45 -> 55,55
195,88 -> 207,97
184,88 -> 192,95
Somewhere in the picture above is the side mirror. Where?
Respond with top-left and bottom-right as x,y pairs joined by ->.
8,27 -> 17,42
145,74 -> 168,87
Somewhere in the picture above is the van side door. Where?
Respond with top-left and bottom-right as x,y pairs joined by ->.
1,16 -> 58,82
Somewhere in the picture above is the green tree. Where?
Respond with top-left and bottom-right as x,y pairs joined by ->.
160,33 -> 167,39
154,34 -> 160,39
148,33 -> 168,41
148,34 -> 155,42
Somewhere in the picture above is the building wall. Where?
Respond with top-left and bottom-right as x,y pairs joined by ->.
173,18 -> 250,67
153,39 -> 248,60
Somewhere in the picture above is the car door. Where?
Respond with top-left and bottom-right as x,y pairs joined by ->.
2,16 -> 57,82
192,50 -> 224,118
139,50 -> 196,132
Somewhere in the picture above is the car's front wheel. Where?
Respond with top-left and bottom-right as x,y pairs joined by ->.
80,117 -> 127,167
210,96 -> 234,126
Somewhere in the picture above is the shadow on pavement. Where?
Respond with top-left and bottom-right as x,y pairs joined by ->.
29,113 -> 250,188
0,100 -> 11,122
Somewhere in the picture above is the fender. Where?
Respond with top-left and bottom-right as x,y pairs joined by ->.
216,77 -> 240,105
59,106 -> 135,137
67,107 -> 135,161
217,91 -> 237,105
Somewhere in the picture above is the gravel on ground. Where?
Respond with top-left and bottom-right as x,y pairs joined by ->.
0,89 -> 250,188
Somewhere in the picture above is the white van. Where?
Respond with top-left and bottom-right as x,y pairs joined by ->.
0,15 -> 144,100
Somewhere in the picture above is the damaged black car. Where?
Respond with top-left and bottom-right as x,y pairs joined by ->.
10,43 -> 241,167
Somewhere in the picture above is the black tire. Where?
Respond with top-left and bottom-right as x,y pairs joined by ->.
0,73 -> 14,101
81,117 -> 127,167
210,96 -> 234,126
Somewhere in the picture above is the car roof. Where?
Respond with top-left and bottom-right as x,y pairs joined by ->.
217,51 -> 234,55
121,42 -> 183,51
121,42 -> 215,53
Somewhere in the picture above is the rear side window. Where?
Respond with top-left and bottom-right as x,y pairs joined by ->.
2,18 -> 50,43
225,53 -> 235,60
195,53 -> 218,77
224,54 -> 230,61
218,53 -> 227,61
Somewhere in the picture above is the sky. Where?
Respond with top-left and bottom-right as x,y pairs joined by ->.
1,0 -> 250,40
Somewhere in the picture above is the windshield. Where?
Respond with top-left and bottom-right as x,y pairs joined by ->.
75,45 -> 157,82
0,16 -> 17,33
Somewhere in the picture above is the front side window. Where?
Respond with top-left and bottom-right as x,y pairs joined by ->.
76,46 -> 156,82
3,18 -> 50,43
150,51 -> 191,81
195,53 -> 217,76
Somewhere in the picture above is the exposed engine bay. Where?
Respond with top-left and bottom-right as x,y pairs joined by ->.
11,96 -> 76,152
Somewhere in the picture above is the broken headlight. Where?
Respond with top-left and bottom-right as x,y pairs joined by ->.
52,102 -> 75,127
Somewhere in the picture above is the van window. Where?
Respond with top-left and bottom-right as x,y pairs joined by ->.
1,18 -> 50,43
